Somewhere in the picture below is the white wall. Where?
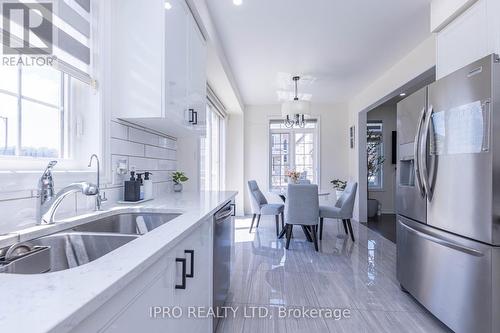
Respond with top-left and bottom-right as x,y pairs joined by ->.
348,36 -> 436,221
367,105 -> 397,214
243,103 -> 349,214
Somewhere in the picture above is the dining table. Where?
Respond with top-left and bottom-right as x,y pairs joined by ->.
277,188 -> 331,241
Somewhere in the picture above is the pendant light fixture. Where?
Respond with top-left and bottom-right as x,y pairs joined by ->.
281,76 -> 310,128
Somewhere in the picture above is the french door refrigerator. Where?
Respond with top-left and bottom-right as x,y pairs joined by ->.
396,54 -> 500,333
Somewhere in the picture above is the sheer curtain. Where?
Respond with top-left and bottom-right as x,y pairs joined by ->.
200,99 -> 226,191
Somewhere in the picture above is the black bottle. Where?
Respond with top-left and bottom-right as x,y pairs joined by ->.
124,171 -> 140,201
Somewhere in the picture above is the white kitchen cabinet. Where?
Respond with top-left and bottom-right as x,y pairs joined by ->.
171,217 -> 212,332
110,0 -> 207,136
165,0 -> 189,124
435,0 -> 500,79
74,219 -> 213,333
186,13 -> 207,130
110,0 -> 164,119
103,258 -> 177,333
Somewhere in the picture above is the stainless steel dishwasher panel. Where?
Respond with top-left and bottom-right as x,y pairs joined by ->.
213,202 -> 234,331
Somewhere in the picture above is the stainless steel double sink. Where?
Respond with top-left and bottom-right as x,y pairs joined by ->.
0,212 -> 181,274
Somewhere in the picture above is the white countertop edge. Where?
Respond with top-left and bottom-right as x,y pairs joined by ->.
0,191 -> 237,333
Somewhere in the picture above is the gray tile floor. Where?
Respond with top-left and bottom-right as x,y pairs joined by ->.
216,215 -> 453,333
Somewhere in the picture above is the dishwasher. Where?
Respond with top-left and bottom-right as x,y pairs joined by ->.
213,201 -> 234,331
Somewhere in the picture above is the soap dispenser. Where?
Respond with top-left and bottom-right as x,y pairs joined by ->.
144,172 -> 153,200
124,171 -> 140,201
136,173 -> 145,200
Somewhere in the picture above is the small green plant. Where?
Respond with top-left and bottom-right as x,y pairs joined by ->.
330,179 -> 347,191
172,171 -> 189,184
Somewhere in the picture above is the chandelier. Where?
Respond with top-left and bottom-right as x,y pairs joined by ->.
281,76 -> 310,128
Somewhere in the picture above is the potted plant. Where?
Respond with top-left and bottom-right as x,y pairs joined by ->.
285,169 -> 301,184
367,130 -> 385,217
330,179 -> 347,199
172,171 -> 189,192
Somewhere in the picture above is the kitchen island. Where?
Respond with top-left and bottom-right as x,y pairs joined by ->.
0,191 -> 237,333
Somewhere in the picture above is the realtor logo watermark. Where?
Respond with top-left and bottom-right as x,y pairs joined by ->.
1,1 -> 56,66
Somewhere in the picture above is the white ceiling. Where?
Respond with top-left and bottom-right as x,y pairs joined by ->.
206,0 -> 431,106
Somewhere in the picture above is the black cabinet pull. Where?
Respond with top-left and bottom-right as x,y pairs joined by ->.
193,111 -> 198,125
230,203 -> 236,216
185,250 -> 194,278
188,109 -> 194,123
175,258 -> 187,289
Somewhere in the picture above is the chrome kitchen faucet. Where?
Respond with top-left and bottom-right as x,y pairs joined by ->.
36,161 -> 99,225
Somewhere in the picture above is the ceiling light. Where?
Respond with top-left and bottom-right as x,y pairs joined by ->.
399,92 -> 406,97
233,0 -> 243,6
164,1 -> 172,10
282,76 -> 310,128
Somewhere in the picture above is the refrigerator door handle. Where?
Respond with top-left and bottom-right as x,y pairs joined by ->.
420,105 -> 434,201
399,219 -> 484,257
414,106 -> 426,198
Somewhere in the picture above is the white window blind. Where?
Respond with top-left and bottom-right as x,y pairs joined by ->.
0,0 -> 93,84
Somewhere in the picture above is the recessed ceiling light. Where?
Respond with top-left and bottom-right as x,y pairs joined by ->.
233,0 -> 243,6
399,92 -> 406,97
165,1 -> 172,10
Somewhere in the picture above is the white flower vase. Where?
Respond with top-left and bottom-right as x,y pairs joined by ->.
173,182 -> 183,192
335,190 -> 344,200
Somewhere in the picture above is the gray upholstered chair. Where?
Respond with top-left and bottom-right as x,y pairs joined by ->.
247,180 -> 284,236
319,182 -> 357,242
297,179 -> 311,184
284,184 -> 320,251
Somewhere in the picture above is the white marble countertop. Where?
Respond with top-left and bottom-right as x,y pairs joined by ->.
0,190 -> 237,333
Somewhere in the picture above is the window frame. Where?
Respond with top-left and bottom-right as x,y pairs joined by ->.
367,121 -> 384,190
0,64 -> 69,161
268,119 -> 320,191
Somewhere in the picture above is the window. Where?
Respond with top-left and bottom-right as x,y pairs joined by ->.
269,120 -> 319,190
0,64 -> 68,158
367,121 -> 384,189
200,101 -> 225,191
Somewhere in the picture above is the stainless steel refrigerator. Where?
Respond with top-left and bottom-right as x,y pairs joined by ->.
396,54 -> 500,333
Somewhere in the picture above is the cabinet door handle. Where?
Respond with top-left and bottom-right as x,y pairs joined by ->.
185,250 -> 194,278
193,111 -> 198,125
175,258 -> 187,289
188,109 -> 194,123
230,203 -> 236,216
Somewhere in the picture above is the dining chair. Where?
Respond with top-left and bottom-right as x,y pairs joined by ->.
247,180 -> 284,236
297,179 -> 311,184
319,182 -> 357,242
284,184 -> 320,251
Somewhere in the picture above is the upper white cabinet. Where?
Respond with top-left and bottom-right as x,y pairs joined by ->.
110,0 -> 165,119
110,0 -> 207,136
435,0 -> 500,79
186,14 -> 207,129
165,0 -> 190,125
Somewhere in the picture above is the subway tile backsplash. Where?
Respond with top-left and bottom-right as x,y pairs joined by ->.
110,120 -> 177,188
0,120 -> 178,234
